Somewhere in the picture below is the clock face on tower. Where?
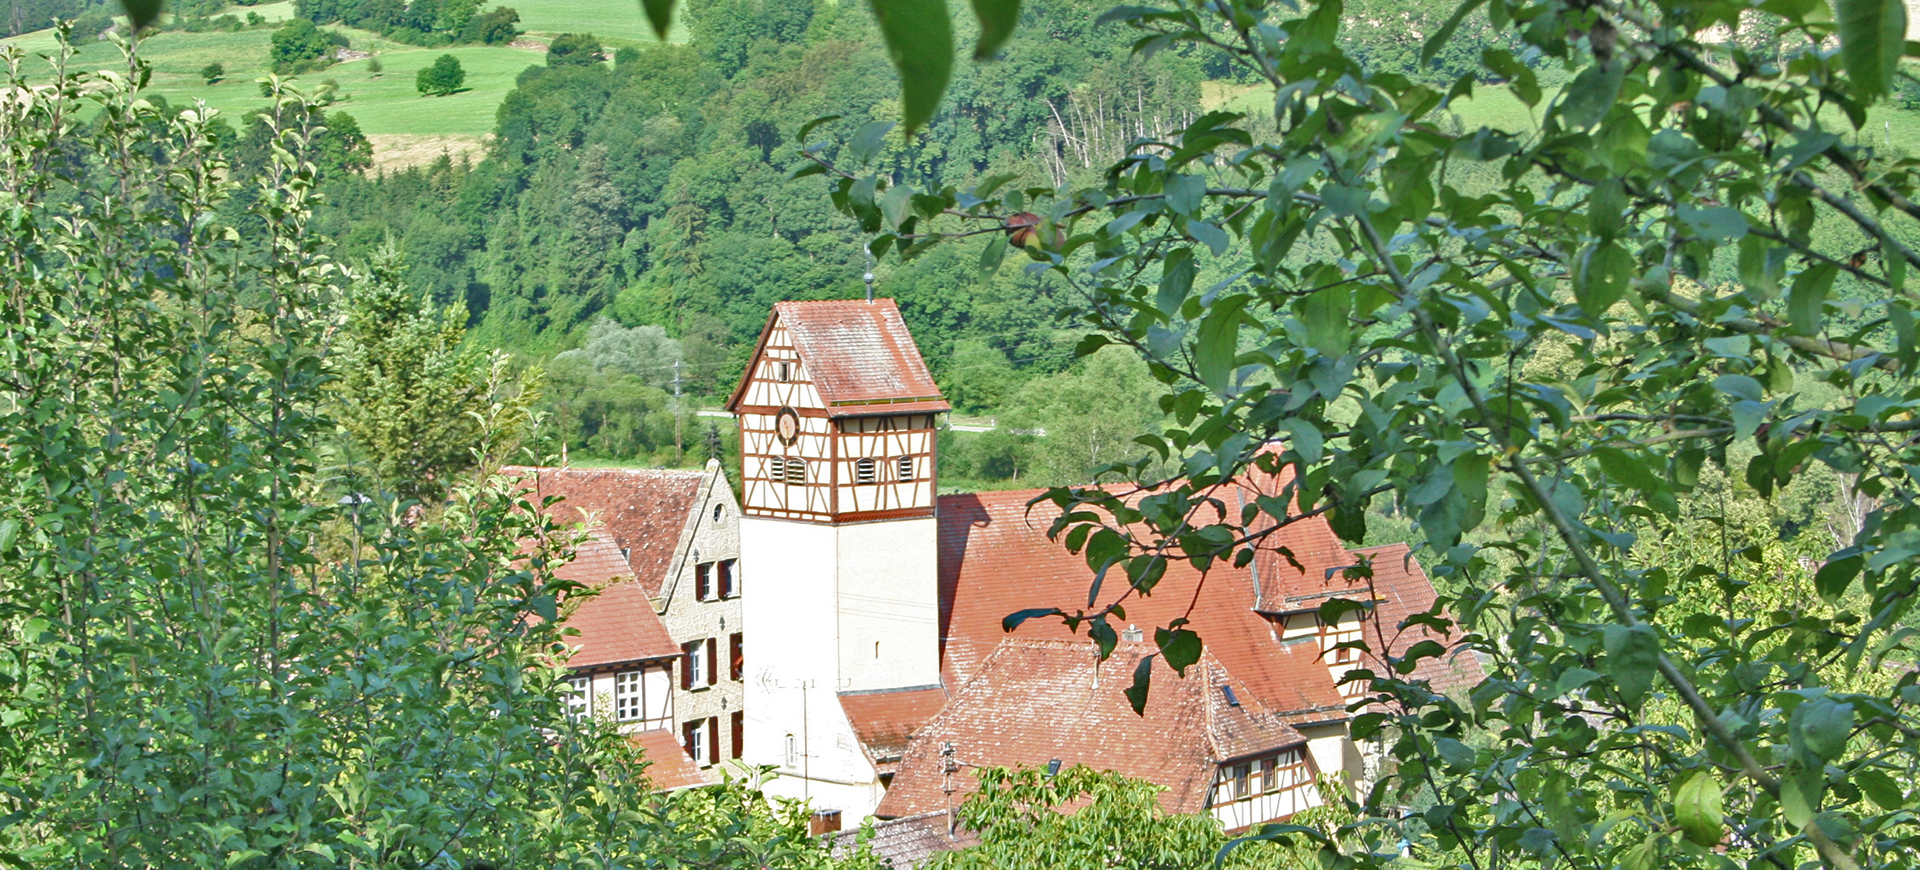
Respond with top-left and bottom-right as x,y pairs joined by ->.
775,407 -> 800,445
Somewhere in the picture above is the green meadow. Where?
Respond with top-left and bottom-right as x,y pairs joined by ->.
1,0 -> 683,146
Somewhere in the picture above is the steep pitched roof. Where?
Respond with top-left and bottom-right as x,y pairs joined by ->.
559,580 -> 681,669
547,529 -> 639,587
828,810 -> 978,868
726,299 -> 950,417
502,465 -> 707,597
630,729 -> 709,791
840,687 -> 949,774
1350,543 -> 1485,696
875,640 -> 1310,819
933,487 -> 1349,724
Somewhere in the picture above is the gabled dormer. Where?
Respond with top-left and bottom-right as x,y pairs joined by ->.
724,299 -> 950,524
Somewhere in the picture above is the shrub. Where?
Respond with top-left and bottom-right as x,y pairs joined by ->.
366,55 -> 383,74
467,5 -> 519,44
199,61 -> 224,84
415,53 -> 464,96
545,32 -> 601,66
269,17 -> 332,67
245,9 -> 265,24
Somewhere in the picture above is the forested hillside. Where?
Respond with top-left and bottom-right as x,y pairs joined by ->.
312,0 -> 1206,451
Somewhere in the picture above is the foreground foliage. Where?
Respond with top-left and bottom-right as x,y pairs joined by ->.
822,0 -> 1920,868
0,37 -> 859,869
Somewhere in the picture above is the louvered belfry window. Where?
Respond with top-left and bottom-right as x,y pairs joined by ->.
855,458 -> 876,483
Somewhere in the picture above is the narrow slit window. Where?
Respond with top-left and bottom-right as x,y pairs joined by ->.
855,458 -> 876,483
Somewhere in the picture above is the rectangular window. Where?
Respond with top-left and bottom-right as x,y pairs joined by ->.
1233,763 -> 1250,799
614,671 -> 643,722
565,675 -> 591,721
731,711 -> 744,759
681,642 -> 701,688
695,563 -> 713,601
685,719 -> 709,766
705,637 -> 718,686
730,632 -> 743,680
1260,757 -> 1277,793
718,559 -> 735,598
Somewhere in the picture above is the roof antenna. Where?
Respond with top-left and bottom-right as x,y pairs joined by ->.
862,246 -> 876,303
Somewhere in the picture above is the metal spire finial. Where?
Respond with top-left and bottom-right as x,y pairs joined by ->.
863,247 -> 875,302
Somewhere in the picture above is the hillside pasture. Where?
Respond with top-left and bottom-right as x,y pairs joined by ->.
1,0 -> 682,149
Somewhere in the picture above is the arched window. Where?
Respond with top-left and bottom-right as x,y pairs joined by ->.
712,504 -> 724,523
897,455 -> 914,481
854,457 -> 876,484
785,734 -> 798,768
768,457 -> 786,480
785,458 -> 807,484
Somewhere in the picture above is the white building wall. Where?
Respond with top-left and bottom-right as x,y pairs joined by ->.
740,515 -> 886,817
1300,723 -> 1360,783
836,517 -> 942,692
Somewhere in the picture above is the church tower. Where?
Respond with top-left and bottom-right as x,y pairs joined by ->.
726,299 -> 948,818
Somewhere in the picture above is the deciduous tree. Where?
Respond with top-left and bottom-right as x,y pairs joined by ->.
415,52 -> 465,94
804,0 -> 1920,868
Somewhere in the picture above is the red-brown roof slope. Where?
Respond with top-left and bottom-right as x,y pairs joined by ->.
727,299 -> 950,416
1350,543 -> 1484,696
631,729 -> 710,790
548,529 -> 639,587
876,640 -> 1309,818
561,582 -> 681,669
840,687 -> 949,774
934,488 -> 1347,724
503,466 -> 706,597
828,810 -> 978,868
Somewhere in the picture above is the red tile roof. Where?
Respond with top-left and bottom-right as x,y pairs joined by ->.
560,581 -> 681,669
503,466 -> 707,597
934,487 -> 1348,724
1349,544 -> 1484,696
828,810 -> 978,868
548,529 -> 639,587
630,729 -> 710,790
840,687 -> 949,773
727,299 -> 950,417
875,639 -> 1309,818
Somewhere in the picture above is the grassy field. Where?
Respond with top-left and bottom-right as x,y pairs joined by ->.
515,0 -> 688,45
1,0 -> 682,156
1209,76 -> 1920,151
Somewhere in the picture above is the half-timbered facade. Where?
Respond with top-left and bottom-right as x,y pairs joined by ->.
727,299 -> 952,818
507,463 -> 745,781
717,298 -> 1473,832
728,299 -> 944,525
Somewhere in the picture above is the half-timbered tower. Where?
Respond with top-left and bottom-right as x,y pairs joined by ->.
725,298 -> 950,818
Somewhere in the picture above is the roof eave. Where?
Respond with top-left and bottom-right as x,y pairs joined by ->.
723,307 -> 783,414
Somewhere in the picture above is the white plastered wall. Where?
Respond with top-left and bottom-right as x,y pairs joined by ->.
740,516 -> 883,817
835,517 -> 941,692
1299,722 -> 1362,785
